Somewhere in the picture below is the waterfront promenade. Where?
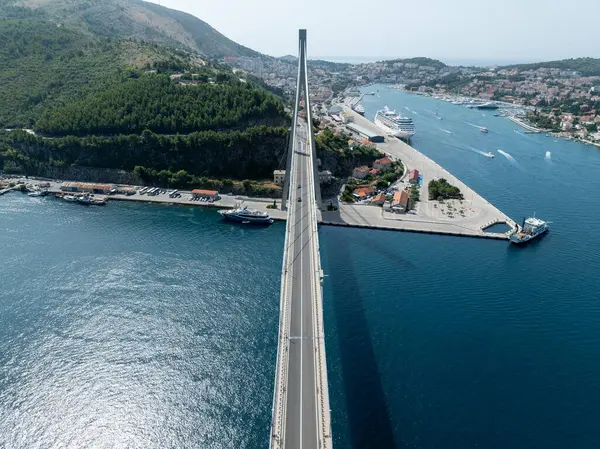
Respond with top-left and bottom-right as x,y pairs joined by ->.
33,180 -> 289,220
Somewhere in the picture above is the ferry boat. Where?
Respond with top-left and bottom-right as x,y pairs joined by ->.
509,217 -> 549,244
219,206 -> 273,225
374,106 -> 415,140
352,103 -> 365,116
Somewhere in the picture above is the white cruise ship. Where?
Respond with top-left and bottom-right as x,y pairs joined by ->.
375,106 -> 415,140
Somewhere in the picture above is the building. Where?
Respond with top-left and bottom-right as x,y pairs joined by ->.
369,168 -> 380,176
373,156 -> 393,169
409,169 -> 420,183
273,169 -> 286,186
352,166 -> 371,179
274,169 -> 332,185
328,105 -> 343,116
60,182 -> 113,194
319,170 -> 333,184
391,190 -> 409,212
353,187 -> 375,199
191,189 -> 220,200
346,123 -> 385,143
371,193 -> 386,205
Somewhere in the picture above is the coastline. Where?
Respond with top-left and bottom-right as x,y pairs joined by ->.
507,115 -> 544,133
1,177 -> 289,221
327,104 -> 517,240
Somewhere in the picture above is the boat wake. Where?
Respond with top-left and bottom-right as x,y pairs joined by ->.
497,149 -> 524,172
465,121 -> 483,129
468,146 -> 494,157
497,149 -> 515,160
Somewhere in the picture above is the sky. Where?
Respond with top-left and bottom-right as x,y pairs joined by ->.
146,0 -> 599,64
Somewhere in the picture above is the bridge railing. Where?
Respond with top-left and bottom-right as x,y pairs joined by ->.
303,45 -> 332,449
270,113 -> 300,449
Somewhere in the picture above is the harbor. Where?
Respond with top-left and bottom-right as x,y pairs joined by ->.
3,82 -> 600,449
325,103 -> 517,239
1,174 -> 516,239
0,178 -> 289,221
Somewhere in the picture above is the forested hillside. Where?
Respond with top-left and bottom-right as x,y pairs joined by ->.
0,19 -> 198,127
35,75 -> 287,136
1,0 -> 260,58
503,58 -> 600,76
6,126 -> 287,180
0,2 -> 295,189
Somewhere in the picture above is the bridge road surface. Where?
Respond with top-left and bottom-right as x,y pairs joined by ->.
284,121 -> 319,449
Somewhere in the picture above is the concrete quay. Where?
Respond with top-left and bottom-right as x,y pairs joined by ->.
331,106 -> 517,239
38,180 -> 288,221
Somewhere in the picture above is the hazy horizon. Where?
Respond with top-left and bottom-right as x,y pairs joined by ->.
308,56 -> 548,67
146,0 -> 600,62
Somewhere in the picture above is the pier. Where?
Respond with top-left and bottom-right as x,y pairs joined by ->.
325,106 -> 517,239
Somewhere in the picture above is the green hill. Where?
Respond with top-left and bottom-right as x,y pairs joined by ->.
35,74 -> 287,136
381,57 -> 447,69
2,0 -> 260,58
503,58 -> 600,76
0,18 -> 199,127
0,17 -> 289,186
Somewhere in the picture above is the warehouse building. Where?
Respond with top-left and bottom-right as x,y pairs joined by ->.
60,182 -> 113,194
191,189 -> 220,200
345,123 -> 384,143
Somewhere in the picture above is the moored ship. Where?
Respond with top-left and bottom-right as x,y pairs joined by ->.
352,103 -> 365,115
219,206 -> 273,225
509,216 -> 549,244
475,102 -> 499,110
374,106 -> 415,140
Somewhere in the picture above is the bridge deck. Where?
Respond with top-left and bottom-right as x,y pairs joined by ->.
270,29 -> 331,449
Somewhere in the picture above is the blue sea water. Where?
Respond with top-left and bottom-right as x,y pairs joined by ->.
0,199 -> 284,448
321,86 -> 600,448
2,87 -> 600,449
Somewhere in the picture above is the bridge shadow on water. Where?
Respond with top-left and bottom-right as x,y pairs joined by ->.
326,229 -> 398,449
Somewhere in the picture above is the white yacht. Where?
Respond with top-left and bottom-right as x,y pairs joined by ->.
218,206 -> 273,225
352,103 -> 365,115
374,106 -> 415,140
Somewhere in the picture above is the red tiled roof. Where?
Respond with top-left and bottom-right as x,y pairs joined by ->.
353,187 -> 375,197
372,193 -> 386,203
375,157 -> 392,165
354,166 -> 370,173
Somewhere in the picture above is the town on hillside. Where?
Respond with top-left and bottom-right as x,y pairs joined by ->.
226,56 -> 600,145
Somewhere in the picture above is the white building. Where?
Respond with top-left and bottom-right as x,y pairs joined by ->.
273,170 -> 286,186
273,169 -> 332,185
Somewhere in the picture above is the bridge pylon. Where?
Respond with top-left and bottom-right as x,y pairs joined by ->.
281,29 -> 322,210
